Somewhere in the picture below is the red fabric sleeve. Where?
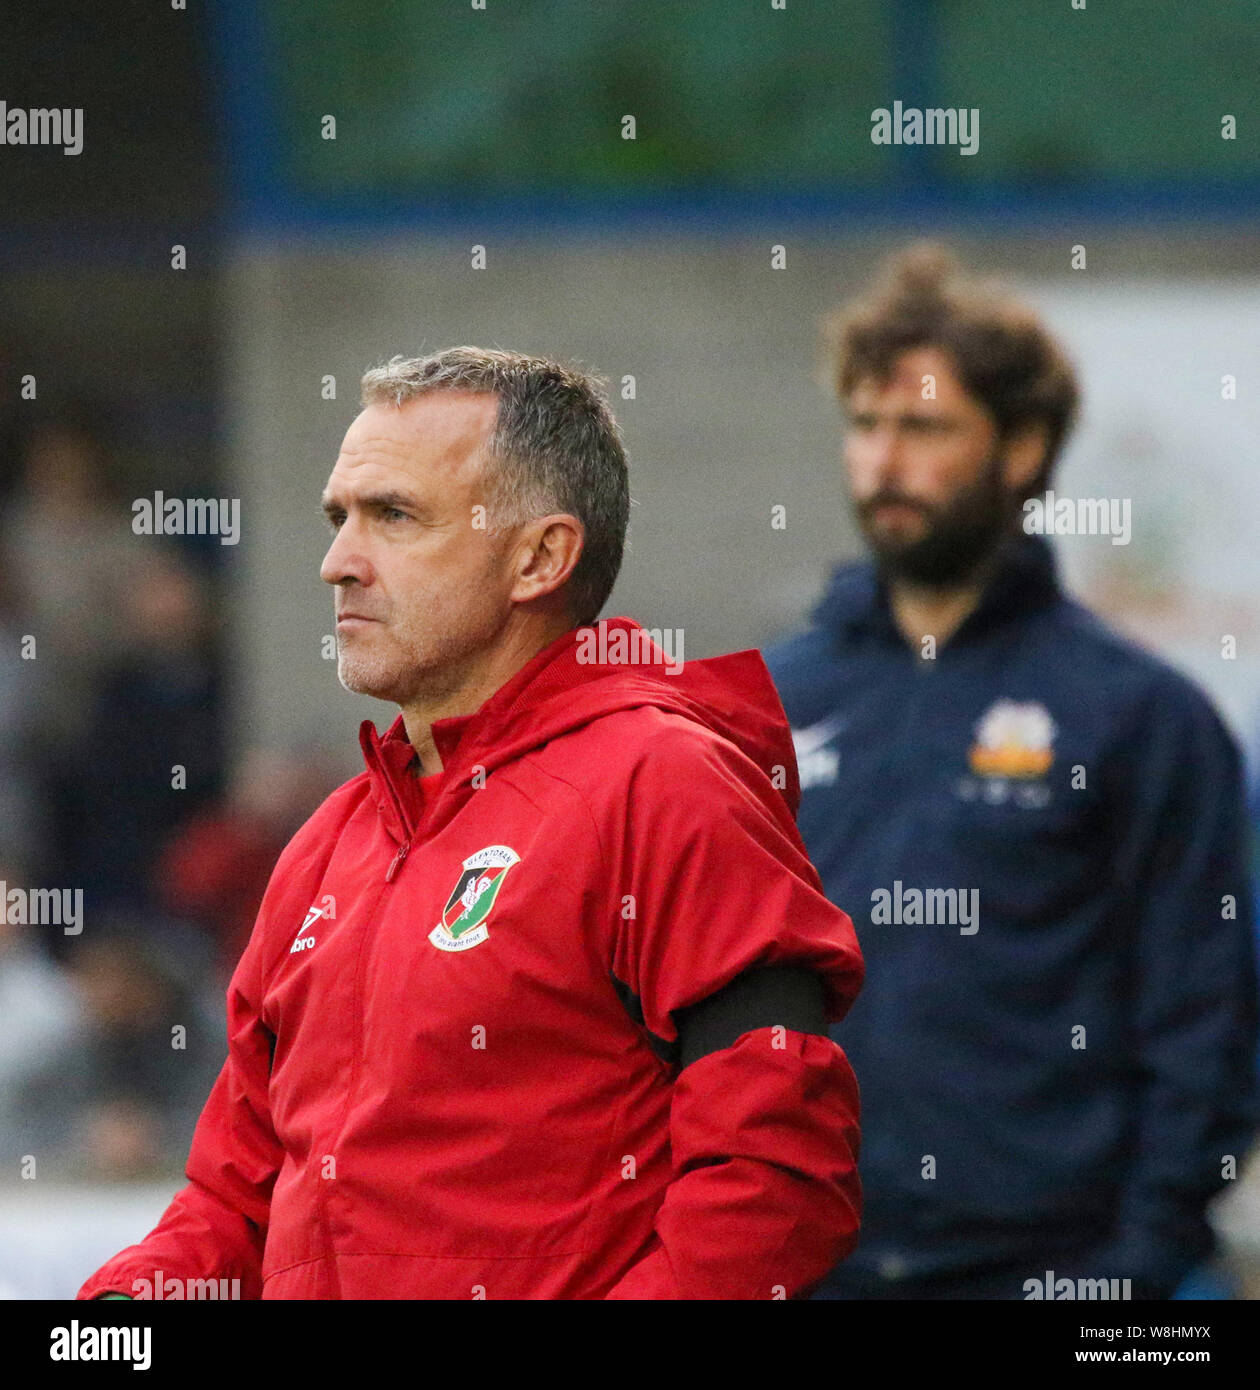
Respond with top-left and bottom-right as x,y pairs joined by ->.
76,905 -> 283,1300
604,721 -> 864,1298
605,1027 -> 861,1299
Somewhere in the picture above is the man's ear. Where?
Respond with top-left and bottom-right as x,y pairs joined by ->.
511,514 -> 585,605
1001,422 -> 1050,498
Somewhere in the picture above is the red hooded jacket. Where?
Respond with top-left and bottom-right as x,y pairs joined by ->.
79,618 -> 863,1300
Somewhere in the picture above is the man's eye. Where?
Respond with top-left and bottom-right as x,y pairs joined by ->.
384,507 -> 408,521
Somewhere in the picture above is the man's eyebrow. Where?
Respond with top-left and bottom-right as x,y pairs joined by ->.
320,490 -> 423,517
844,407 -> 950,421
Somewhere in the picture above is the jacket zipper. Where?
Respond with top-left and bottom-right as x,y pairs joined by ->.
316,732 -> 417,1290
364,725 -> 419,883
386,839 -> 411,882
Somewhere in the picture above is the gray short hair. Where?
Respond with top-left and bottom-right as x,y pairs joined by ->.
360,347 -> 629,625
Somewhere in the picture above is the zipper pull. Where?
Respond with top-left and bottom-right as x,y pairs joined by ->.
386,840 -> 411,883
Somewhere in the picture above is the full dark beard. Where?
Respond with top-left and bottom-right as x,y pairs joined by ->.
857,456 -> 1013,588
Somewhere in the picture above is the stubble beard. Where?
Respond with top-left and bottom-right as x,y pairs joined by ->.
334,601 -> 508,710
335,633 -> 401,702
336,627 -> 463,708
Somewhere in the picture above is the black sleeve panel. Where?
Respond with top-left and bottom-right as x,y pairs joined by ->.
675,965 -> 828,1071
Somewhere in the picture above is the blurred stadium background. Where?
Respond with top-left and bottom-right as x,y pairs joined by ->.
1,0 -> 1259,1298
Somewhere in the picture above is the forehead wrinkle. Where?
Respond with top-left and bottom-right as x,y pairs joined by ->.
335,430 -> 426,468
343,408 -> 493,480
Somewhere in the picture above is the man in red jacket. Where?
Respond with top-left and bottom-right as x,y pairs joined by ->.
79,347 -> 864,1301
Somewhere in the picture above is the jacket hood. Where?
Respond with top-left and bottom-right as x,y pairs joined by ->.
360,617 -> 800,843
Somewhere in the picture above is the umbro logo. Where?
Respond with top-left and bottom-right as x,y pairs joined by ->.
290,901 -> 330,954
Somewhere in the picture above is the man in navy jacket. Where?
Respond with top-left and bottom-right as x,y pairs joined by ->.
764,244 -> 1259,1300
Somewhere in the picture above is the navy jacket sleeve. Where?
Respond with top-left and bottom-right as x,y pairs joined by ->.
1103,674 -> 1260,1294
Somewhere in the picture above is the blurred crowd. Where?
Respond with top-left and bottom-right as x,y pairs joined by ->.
0,397 -> 338,1183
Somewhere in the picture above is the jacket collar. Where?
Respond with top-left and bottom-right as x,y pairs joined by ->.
356,614 -> 801,846
812,531 -> 1062,647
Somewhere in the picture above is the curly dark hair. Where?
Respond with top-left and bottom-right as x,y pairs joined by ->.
824,243 -> 1080,499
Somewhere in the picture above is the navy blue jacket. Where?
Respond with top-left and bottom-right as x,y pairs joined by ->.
764,533 -> 1259,1294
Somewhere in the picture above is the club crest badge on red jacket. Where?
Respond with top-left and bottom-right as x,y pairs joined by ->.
428,845 -> 521,952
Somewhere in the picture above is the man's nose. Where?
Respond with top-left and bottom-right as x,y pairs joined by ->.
320,521 -> 372,587
867,422 -> 907,475
849,425 -> 905,491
